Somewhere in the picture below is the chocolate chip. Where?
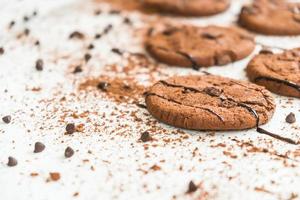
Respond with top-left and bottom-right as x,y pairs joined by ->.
34,142 -> 45,153
66,123 -> 76,134
123,17 -> 132,25
65,147 -> 74,158
136,103 -> 147,109
35,59 -> 44,71
94,33 -> 102,39
286,112 -> 296,124
87,44 -> 94,50
69,31 -> 85,39
7,156 -> 18,167
204,87 -> 222,97
186,181 -> 198,193
97,81 -> 110,92
259,48 -> 273,55
103,24 -> 113,34
73,65 -> 82,73
24,28 -> 30,36
201,33 -> 218,40
140,131 -> 152,142
35,40 -> 40,46
0,47 -> 4,55
94,9 -> 102,15
2,115 -> 11,124
9,21 -> 15,29
162,28 -> 178,36
111,48 -> 123,55
23,15 -> 30,22
123,83 -> 131,90
84,53 -> 91,62
33,10 -> 38,16
109,10 -> 120,15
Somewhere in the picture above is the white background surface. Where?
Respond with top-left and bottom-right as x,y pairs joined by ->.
0,0 -> 300,200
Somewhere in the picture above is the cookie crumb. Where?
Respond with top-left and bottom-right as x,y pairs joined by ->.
30,172 -> 39,177
49,172 -> 60,181
140,131 -> 152,142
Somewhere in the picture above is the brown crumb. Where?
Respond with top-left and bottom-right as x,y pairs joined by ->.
49,172 -> 61,181
30,172 -> 39,177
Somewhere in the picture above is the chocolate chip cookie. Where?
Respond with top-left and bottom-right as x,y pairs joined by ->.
247,48 -> 300,98
239,0 -> 300,35
141,0 -> 230,16
145,25 -> 255,69
145,75 -> 275,131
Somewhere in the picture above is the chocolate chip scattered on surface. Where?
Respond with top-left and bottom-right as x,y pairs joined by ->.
34,142 -> 45,153
7,156 -> 18,167
186,181 -> 198,194
2,115 -> 11,124
65,123 -> 76,135
35,59 -> 44,71
65,147 -> 74,158
286,112 -> 296,124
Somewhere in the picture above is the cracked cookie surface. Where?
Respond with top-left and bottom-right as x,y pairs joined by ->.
239,0 -> 300,35
145,75 -> 275,131
247,48 -> 300,98
145,25 -> 255,69
141,0 -> 230,16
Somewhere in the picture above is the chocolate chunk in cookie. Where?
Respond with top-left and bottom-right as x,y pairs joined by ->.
145,25 -> 255,69
145,75 -> 275,131
247,48 -> 300,98
141,0 -> 230,16
239,0 -> 300,35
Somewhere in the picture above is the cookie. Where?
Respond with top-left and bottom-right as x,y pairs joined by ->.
145,25 -> 255,69
247,48 -> 300,98
145,75 -> 275,131
239,0 -> 300,35
141,0 -> 230,16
